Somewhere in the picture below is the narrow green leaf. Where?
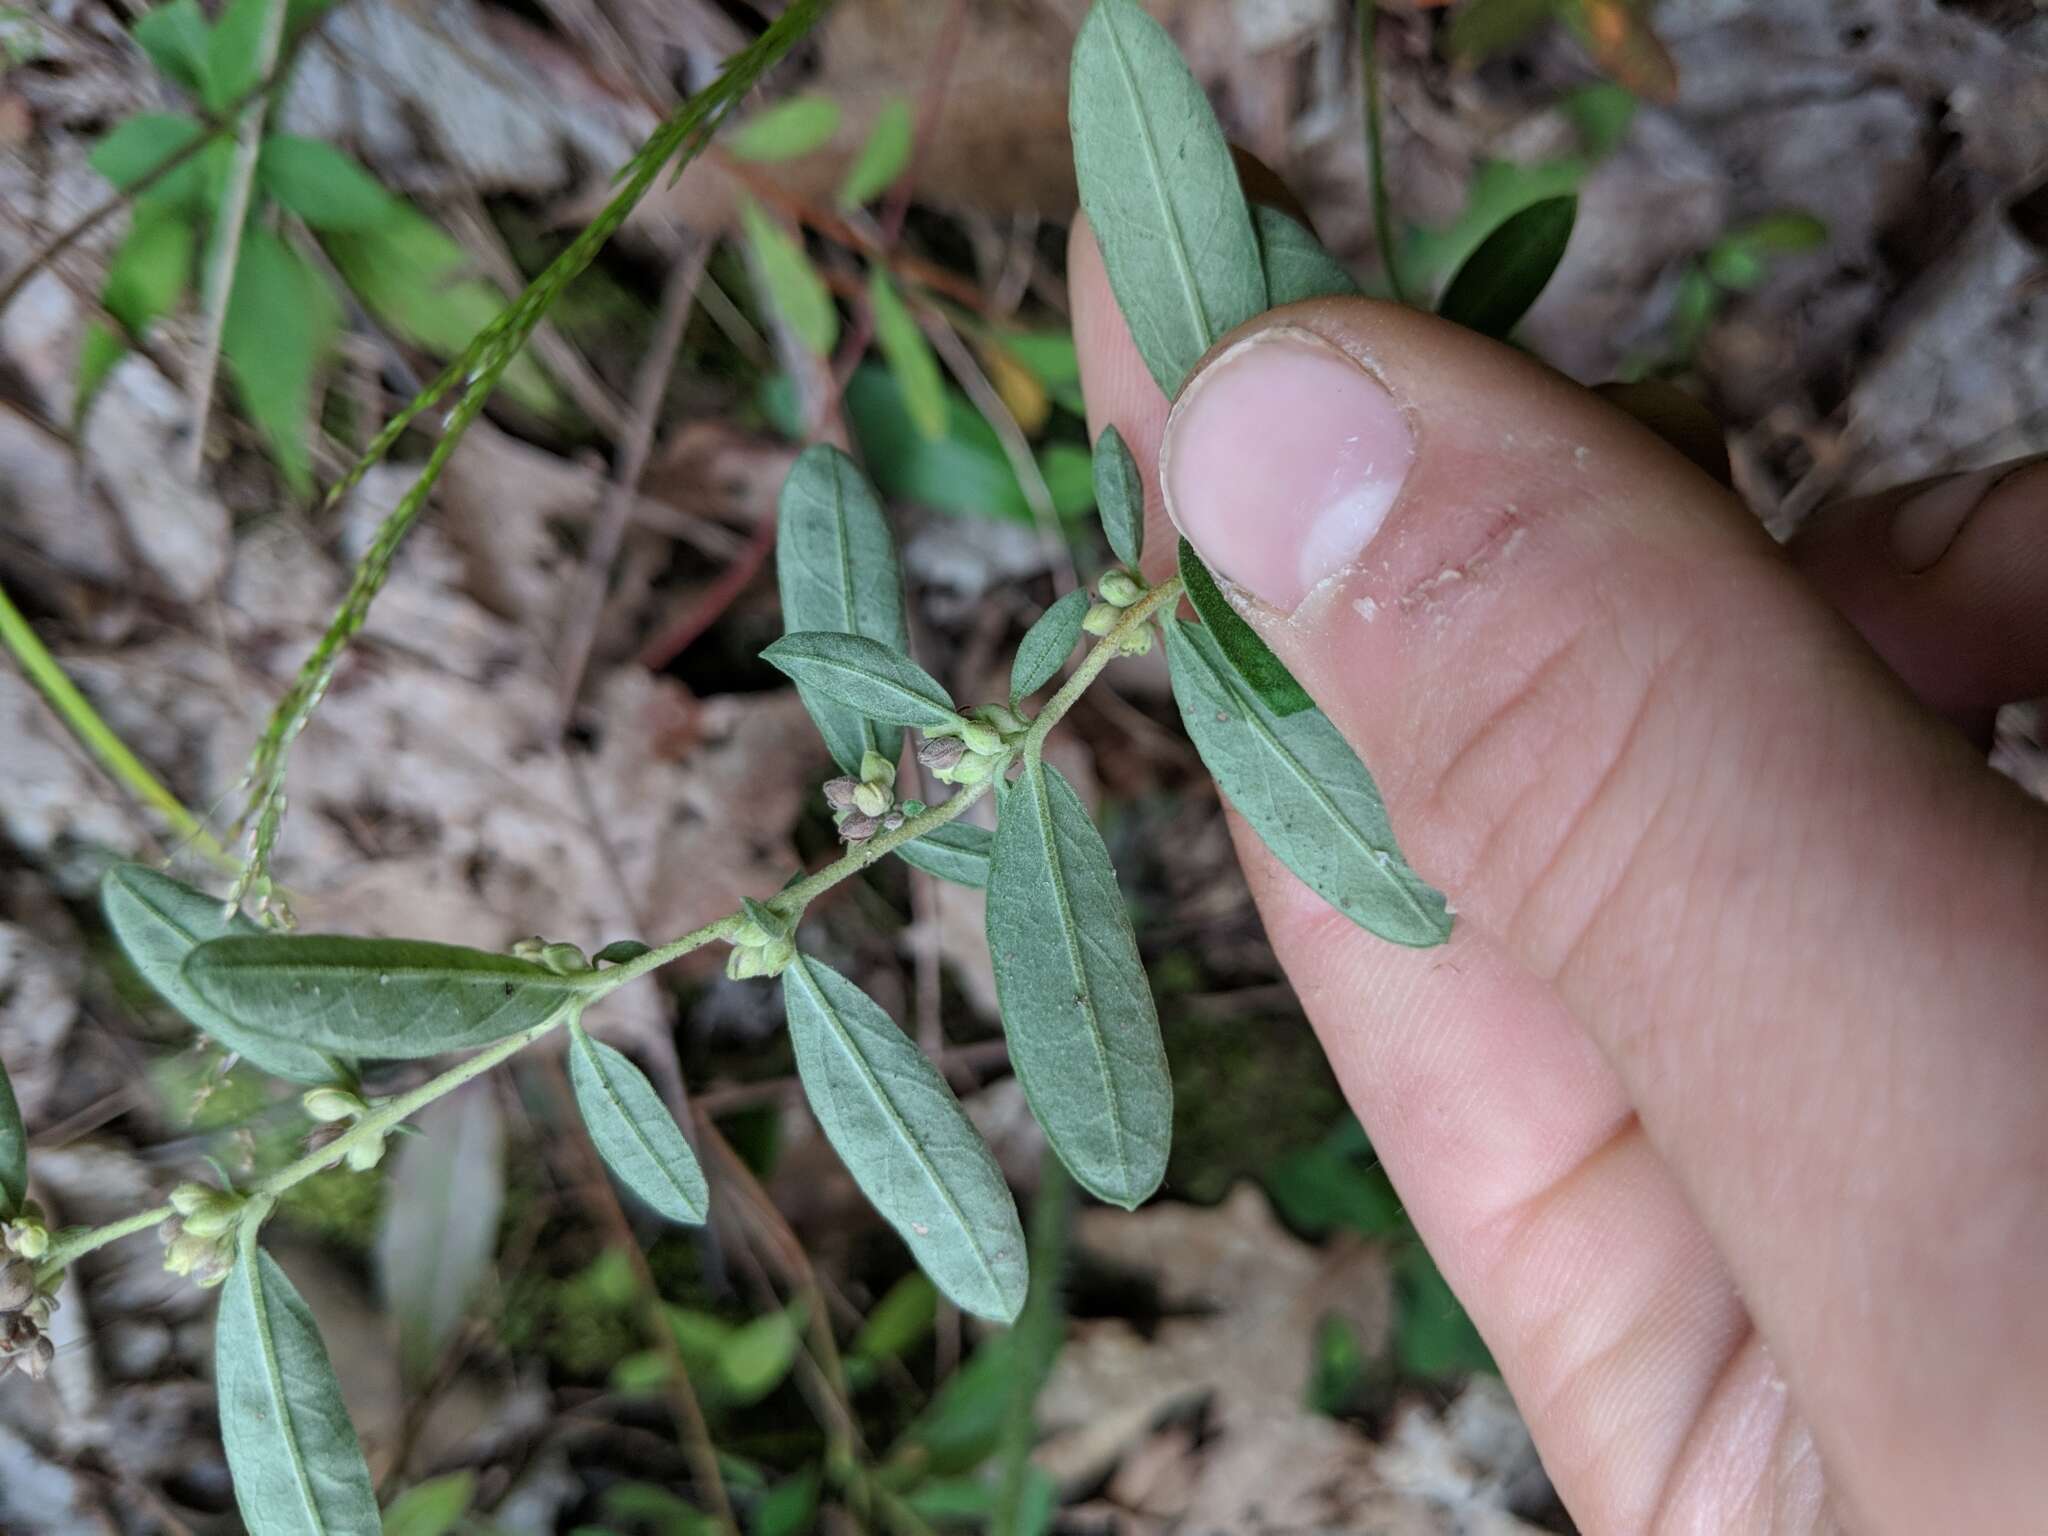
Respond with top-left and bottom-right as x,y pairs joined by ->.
985,756 -> 1170,1208
1070,0 -> 1266,397
1177,537 -> 1313,716
775,443 -> 912,774
1435,194 -> 1576,340
88,112 -> 206,195
183,936 -> 589,1059
868,266 -> 946,441
1091,427 -> 1144,568
1165,619 -> 1450,946
893,822 -> 994,889
101,864 -> 337,1082
375,1087 -> 504,1380
850,1272 -> 937,1363
100,208 -> 195,329
718,1305 -> 803,1404
1010,589 -> 1090,704
380,1471 -> 474,1536
221,228 -> 340,496
725,93 -> 840,161
0,1058 -> 24,1220
567,1020 -> 709,1225
204,0 -> 273,111
258,137 -> 398,231
1255,205 -> 1360,304
216,1241 -> 381,1536
131,0 -> 210,93
740,199 -> 838,357
784,955 -> 1028,1322
761,632 -> 958,731
838,96 -> 913,207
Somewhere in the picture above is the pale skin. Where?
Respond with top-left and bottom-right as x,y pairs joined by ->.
1071,217 -> 2048,1535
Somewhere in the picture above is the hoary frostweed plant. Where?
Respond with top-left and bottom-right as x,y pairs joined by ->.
0,2 -> 1577,1529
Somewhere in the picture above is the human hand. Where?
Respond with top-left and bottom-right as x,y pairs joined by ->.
1070,218 -> 2048,1534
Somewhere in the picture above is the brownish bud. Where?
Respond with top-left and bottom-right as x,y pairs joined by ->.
918,735 -> 967,772
823,775 -> 861,811
0,1259 -> 33,1312
837,812 -> 881,843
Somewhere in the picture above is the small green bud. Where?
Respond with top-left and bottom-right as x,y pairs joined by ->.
164,1230 -> 213,1277
858,749 -> 896,789
959,721 -> 1002,755
973,702 -> 1029,736
169,1183 -> 244,1237
4,1222 -> 47,1262
1097,569 -> 1144,607
757,936 -> 796,978
852,780 -> 893,818
1116,626 -> 1155,657
731,916 -> 774,949
510,936 -> 548,961
1081,600 -> 1121,637
934,750 -> 997,787
303,1087 -> 366,1123
168,1182 -> 215,1218
344,1133 -> 388,1174
539,942 -> 592,976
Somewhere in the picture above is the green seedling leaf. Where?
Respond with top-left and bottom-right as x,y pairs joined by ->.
997,330 -> 1085,416
216,1240 -> 381,1536
131,0 -> 210,94
1069,0 -> 1267,397
568,1020 -> 708,1225
381,1471 -> 474,1536
205,0 -> 275,111
726,93 -> 840,161
868,266 -> 946,441
1445,0 -> 1557,61
375,1086 -> 504,1380
258,137 -> 398,231
851,1272 -> 937,1363
1560,82 -> 1638,158
1256,205 -> 1360,304
838,95 -> 913,207
1436,193 -> 1576,340
89,112 -> 207,198
719,1305 -> 803,1404
79,209 -> 196,420
1706,211 -> 1828,290
1177,537 -> 1313,716
221,228 -> 340,496
183,935 -> 590,1059
740,199 -> 838,357
775,443 -> 912,775
888,1328 -> 1019,1475
784,955 -> 1029,1322
986,756 -> 1170,1208
1165,620 -> 1451,946
101,864 -> 336,1082
0,1058 -> 24,1220
761,632 -> 958,731
1010,589 -> 1090,704
755,1467 -> 821,1536
592,939 -> 653,966
894,822 -> 995,889
1091,426 -> 1144,568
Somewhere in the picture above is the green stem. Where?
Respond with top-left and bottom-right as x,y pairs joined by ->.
1357,0 -> 1407,305
37,1204 -> 173,1280
1023,575 -> 1181,758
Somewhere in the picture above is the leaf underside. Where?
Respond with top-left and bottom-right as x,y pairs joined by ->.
568,1021 -> 709,1225
893,822 -> 995,889
1091,426 -> 1145,568
1010,589 -> 1091,705
1255,205 -> 1362,305
761,631 -> 957,730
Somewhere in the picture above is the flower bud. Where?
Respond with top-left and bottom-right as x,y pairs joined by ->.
822,775 -> 861,811
1116,626 -> 1155,657
4,1221 -> 47,1261
835,811 -> 881,843
731,915 -> 774,948
164,1230 -> 213,1277
510,936 -> 548,961
852,781 -> 893,818
975,703 -> 1029,736
1081,600 -> 1121,637
344,1133 -> 388,1174
881,810 -> 905,832
169,1184 -> 242,1238
934,751 -> 996,787
21,1334 -> 53,1379
302,1087 -> 366,1123
959,721 -> 1003,756
0,1259 -> 33,1311
539,942 -> 592,976
1098,569 -> 1144,607
917,735 -> 966,773
858,750 -> 896,789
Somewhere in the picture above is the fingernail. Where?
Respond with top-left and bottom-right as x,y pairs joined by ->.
1889,468 -> 1997,573
1162,326 -> 1414,612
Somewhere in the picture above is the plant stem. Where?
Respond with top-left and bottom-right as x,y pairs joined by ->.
1357,0 -> 1408,305
1024,574 -> 1182,757
36,1205 -> 172,1281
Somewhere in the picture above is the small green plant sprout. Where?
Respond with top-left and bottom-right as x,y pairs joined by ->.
6,2 -> 1590,1529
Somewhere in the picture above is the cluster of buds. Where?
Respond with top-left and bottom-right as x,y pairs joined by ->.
823,750 -> 906,843
1081,569 -> 1153,655
301,1085 -> 387,1173
918,703 -> 1026,787
512,936 -> 593,976
0,1205 -> 55,1383
159,1182 -> 243,1290
726,899 -> 795,981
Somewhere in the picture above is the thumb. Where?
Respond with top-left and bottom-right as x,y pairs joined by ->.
1160,303 -> 2048,1528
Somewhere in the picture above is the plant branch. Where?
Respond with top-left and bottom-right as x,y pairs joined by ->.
1358,0 -> 1408,305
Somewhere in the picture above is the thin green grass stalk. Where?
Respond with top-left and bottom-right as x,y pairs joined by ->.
1357,0 -> 1407,305
227,0 -> 834,914
0,578 -> 230,868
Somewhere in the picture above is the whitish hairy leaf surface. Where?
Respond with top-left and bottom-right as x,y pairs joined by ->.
1177,538 -> 1314,717
0,1059 -> 22,1219
783,955 -> 1028,1321
1256,205 -> 1361,304
1436,195 -> 1577,340
101,865 -> 336,1082
762,632 -> 958,730
1010,589 -> 1091,704
839,96 -> 913,207
985,757 -> 1169,1207
1166,620 -> 1451,946
776,445 -> 912,774
376,1087 -> 504,1380
894,823 -> 995,888
1091,427 -> 1144,568
1070,0 -> 1266,397
568,1020 -> 708,1225
216,1242 -> 381,1536
184,937 -> 588,1060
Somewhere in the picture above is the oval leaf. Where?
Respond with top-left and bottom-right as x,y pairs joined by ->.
1165,619 -> 1451,946
184,936 -> 589,1060
380,1471 -> 474,1536
1435,194 -> 1577,341
775,444 -> 912,775
783,955 -> 1028,1321
257,136 -> 397,232
1010,589 -> 1090,704
894,822 -> 995,889
725,94 -> 841,162
1091,427 -> 1144,568
1178,537 -> 1313,716
101,864 -> 337,1082
217,1241 -> 381,1536
567,1020 -> 709,1225
1070,0 -> 1267,397
761,632 -> 958,730
1256,205 -> 1360,305
0,1058 -> 23,1220
839,96 -> 913,207
740,199 -> 838,357
985,756 -> 1170,1208
868,266 -> 947,441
